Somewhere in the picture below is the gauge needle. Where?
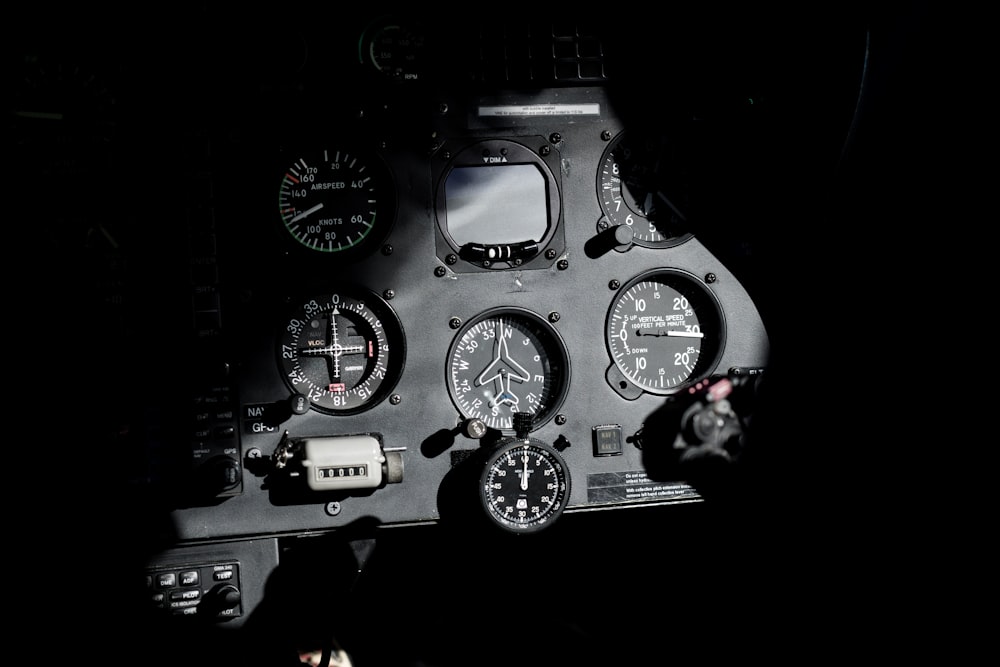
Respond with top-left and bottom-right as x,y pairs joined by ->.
289,202 -> 324,223
636,329 -> 704,338
520,453 -> 530,491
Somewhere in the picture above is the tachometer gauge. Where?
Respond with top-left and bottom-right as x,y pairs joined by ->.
277,148 -> 395,257
605,269 -> 725,399
447,308 -> 570,432
597,131 -> 693,249
278,289 -> 405,414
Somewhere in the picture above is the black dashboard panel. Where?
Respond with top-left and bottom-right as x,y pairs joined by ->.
10,4 -> 942,665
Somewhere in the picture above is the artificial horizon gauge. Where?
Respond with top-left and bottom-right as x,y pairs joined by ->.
597,130 -> 694,249
278,289 -> 405,414
277,148 -> 395,256
605,269 -> 725,399
447,308 -> 569,432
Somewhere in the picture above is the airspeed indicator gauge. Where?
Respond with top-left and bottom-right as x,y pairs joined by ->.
277,148 -> 395,258
606,269 -> 725,399
447,308 -> 569,432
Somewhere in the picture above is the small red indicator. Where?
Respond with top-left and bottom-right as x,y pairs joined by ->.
286,174 -> 300,184
330,383 -> 346,393
368,341 -> 374,357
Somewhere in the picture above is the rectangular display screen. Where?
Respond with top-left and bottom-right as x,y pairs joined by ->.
444,164 -> 548,245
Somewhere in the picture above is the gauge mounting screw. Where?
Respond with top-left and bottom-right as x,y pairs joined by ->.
555,414 -> 567,426
539,145 -> 551,156
445,253 -> 458,265
545,249 -> 557,260
325,502 -> 342,517
705,273 -> 717,284
597,219 -> 610,231
383,289 -> 395,300
434,266 -> 447,277
390,394 -> 401,405
549,132 -> 561,144
438,102 -> 449,114
449,317 -> 462,329
601,130 -> 613,141
548,311 -> 560,323
609,279 -> 621,290
382,244 -> 393,256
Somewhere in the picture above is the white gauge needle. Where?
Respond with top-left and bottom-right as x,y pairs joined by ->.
667,330 -> 704,338
520,453 -> 529,491
289,202 -> 324,223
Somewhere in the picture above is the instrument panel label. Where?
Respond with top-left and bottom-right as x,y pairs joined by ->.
478,103 -> 600,117
586,471 -> 700,504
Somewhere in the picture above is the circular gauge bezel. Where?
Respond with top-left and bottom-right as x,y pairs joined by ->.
596,130 -> 694,249
277,288 -> 405,415
605,268 -> 725,397
479,437 -> 571,533
446,307 -> 570,433
276,147 -> 397,260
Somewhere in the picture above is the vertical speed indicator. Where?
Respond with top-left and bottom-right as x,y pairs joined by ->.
605,269 -> 725,399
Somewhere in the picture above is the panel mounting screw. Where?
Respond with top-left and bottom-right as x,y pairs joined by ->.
609,279 -> 620,290
434,266 -> 447,277
548,311 -> 560,323
705,273 -> 717,284
557,259 -> 569,270
383,289 -> 395,300
325,502 -> 342,516
390,394 -> 402,405
449,317 -> 462,329
555,414 -> 567,426
601,130 -> 613,141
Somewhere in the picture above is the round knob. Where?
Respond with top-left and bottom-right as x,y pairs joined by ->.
199,456 -> 242,493
203,583 -> 241,613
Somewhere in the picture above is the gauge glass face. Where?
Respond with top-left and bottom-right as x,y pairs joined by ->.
279,291 -> 404,414
277,149 -> 391,254
597,131 -> 692,248
447,308 -> 569,432
606,270 -> 723,395
480,440 -> 570,533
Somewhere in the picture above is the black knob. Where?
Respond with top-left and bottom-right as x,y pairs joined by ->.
199,456 -> 242,493
513,412 -> 533,439
202,583 -> 241,614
